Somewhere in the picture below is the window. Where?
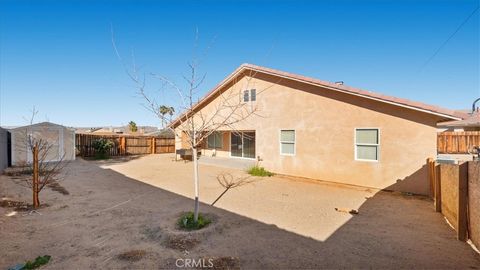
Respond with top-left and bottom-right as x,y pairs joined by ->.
243,89 -> 256,102
250,89 -> 256,101
243,90 -> 249,102
355,128 -> 379,161
280,130 -> 295,155
207,132 -> 223,149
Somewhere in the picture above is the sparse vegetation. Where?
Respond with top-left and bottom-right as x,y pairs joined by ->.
247,166 -> 274,177
117,250 -> 146,262
22,255 -> 51,269
207,256 -> 241,270
177,212 -> 211,230
166,235 -> 199,251
92,138 -> 114,159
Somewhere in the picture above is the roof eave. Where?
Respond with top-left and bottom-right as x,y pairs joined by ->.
170,64 -> 463,128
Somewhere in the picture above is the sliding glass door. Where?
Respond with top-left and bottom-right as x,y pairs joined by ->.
231,133 -> 243,157
230,131 -> 255,159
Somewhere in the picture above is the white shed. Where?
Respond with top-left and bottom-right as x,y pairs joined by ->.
10,122 -> 75,166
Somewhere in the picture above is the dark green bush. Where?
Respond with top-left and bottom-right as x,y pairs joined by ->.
177,212 -> 211,230
23,255 -> 51,269
247,166 -> 274,177
92,138 -> 114,159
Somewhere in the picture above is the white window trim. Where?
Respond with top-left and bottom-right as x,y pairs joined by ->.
279,129 -> 296,156
354,128 -> 380,162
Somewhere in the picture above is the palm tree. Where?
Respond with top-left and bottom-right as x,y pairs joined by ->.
128,121 -> 138,132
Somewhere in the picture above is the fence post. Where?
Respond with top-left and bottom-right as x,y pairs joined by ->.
434,165 -> 442,212
151,137 -> 156,154
120,137 -> 126,155
458,162 -> 468,241
427,158 -> 435,198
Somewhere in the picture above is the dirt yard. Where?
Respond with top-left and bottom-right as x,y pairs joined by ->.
1,154 -> 479,269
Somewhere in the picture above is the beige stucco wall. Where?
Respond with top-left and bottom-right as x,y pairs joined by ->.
11,123 -> 75,166
175,73 -> 447,195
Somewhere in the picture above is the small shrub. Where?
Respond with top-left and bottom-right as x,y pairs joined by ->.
23,255 -> 51,269
177,212 -> 211,230
247,166 -> 274,177
92,138 -> 114,159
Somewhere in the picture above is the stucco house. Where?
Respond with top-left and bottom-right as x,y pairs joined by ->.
171,64 -> 466,195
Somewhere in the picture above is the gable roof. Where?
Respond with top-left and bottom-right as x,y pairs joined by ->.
171,64 -> 465,128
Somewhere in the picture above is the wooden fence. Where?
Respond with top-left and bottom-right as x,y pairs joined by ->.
437,131 -> 480,154
75,134 -> 175,157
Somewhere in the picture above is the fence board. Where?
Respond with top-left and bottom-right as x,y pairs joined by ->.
437,131 -> 480,154
75,134 -> 174,157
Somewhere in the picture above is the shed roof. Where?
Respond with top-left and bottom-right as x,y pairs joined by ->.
11,122 -> 71,130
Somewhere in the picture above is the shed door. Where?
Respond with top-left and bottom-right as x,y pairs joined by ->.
27,128 -> 63,163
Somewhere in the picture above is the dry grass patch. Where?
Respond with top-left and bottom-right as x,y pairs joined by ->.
0,198 -> 49,212
165,234 -> 199,251
0,198 -> 27,208
208,256 -> 241,270
117,250 -> 147,262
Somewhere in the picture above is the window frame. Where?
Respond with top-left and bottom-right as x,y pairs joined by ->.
279,129 -> 296,156
243,90 -> 249,102
354,128 -> 380,162
207,131 -> 223,149
250,89 -> 256,102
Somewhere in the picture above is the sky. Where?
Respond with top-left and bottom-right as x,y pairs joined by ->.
0,0 -> 479,127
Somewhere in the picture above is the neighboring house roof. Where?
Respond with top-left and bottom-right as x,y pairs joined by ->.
74,127 -> 102,134
438,112 -> 480,128
145,129 -> 175,138
171,64 -> 465,128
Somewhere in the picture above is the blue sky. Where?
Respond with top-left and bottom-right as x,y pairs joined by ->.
1,0 -> 479,127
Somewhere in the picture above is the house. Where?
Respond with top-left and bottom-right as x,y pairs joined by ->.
171,64 -> 466,195
10,122 -> 76,166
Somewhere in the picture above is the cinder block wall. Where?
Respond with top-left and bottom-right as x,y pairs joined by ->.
468,161 -> 480,248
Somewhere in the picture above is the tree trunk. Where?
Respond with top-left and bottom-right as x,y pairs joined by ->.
193,147 -> 200,222
33,145 -> 40,208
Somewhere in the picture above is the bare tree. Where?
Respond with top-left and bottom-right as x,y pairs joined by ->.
15,108 -> 68,208
112,29 -> 270,222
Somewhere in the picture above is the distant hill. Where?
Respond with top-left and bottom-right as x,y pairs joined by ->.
73,126 -> 174,138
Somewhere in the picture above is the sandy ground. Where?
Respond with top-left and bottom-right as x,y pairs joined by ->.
0,154 -> 479,269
